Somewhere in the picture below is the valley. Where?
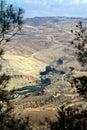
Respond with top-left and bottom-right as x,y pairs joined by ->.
0,17 -> 87,129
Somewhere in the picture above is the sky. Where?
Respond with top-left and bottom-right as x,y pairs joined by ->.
8,0 -> 87,18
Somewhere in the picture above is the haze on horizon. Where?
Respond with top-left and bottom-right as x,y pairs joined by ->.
8,0 -> 87,18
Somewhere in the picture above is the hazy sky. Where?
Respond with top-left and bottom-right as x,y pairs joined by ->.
8,0 -> 87,18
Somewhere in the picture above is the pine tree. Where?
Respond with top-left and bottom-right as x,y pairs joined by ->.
71,21 -> 87,99
0,0 -> 24,129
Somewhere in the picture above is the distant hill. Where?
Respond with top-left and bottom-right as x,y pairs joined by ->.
24,16 -> 87,26
24,17 -> 60,26
3,16 -> 87,57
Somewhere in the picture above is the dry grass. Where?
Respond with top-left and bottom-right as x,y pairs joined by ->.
1,54 -> 47,90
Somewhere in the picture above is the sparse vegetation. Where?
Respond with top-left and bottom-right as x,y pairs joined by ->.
40,66 -> 54,75
0,9 -> 87,129
41,78 -> 51,87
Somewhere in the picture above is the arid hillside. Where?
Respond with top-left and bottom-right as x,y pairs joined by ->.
1,17 -> 86,89
0,17 -> 87,129
1,54 -> 47,90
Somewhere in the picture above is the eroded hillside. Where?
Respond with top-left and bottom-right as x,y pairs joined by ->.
0,17 -> 87,129
1,54 -> 47,90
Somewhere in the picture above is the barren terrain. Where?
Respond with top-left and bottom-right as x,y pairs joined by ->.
0,17 -> 87,129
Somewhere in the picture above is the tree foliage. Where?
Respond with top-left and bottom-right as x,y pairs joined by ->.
73,76 -> 87,99
71,21 -> 87,66
0,0 -> 24,43
49,21 -> 87,130
0,0 -> 24,97
0,0 -> 24,88
0,0 -> 24,129
50,106 -> 87,130
0,0 -> 24,100
0,115 -> 32,130
70,21 -> 87,98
